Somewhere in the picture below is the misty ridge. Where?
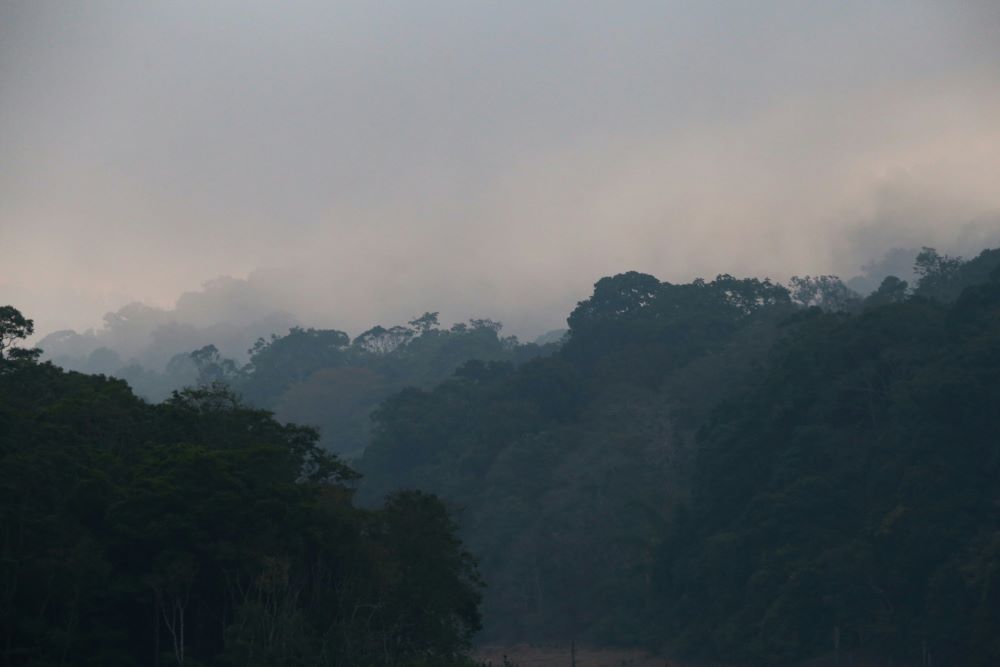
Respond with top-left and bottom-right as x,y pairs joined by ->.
36,229 -> 1000,402
7,237 -> 1000,666
37,275 -> 302,400
6,2 -> 1000,665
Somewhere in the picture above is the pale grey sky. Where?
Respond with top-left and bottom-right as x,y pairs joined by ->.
3,1 -> 1000,338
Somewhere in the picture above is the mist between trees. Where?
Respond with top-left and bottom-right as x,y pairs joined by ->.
4,245 -> 1000,665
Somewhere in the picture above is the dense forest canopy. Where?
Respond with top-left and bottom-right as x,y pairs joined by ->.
5,245 -> 1000,666
356,247 -> 1000,665
655,253 -> 1000,664
224,315 -> 554,457
40,306 -> 556,457
7,2 -> 1000,665
0,328 -> 482,666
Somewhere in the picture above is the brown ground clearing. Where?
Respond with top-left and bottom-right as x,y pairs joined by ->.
473,645 -> 892,667
473,645 -> 683,667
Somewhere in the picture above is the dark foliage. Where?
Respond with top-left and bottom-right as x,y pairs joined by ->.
12,242 -> 1000,666
359,274 -> 797,644
654,251 -> 1000,665
360,251 -> 1000,665
0,329 -> 481,667
225,316 -> 554,457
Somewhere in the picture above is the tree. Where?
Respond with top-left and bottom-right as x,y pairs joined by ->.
864,276 -> 909,308
789,275 -> 861,312
567,272 -> 661,327
189,343 -> 241,385
468,318 -> 503,334
713,273 -> 791,314
0,361 -> 481,665
242,327 -> 350,405
0,305 -> 41,361
408,311 -> 440,334
353,325 -> 414,355
912,247 -> 1000,303
914,246 -> 962,283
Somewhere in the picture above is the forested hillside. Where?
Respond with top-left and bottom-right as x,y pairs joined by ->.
8,1 -> 1000,664
216,314 -> 554,457
40,303 -> 555,446
358,272 -> 799,645
654,250 -> 1000,665
7,247 -> 1000,666
359,248 -> 1000,666
0,321 -> 482,667
47,310 -> 554,457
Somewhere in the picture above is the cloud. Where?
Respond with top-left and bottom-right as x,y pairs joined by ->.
36,275 -> 300,372
2,1 -> 1000,340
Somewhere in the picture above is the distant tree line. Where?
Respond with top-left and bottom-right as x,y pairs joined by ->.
656,248 -> 1000,665
357,247 -> 1000,666
192,313 -> 555,457
0,318 -> 482,666
8,244 -> 1000,666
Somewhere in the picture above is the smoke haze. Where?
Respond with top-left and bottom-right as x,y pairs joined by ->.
3,1 -> 1000,339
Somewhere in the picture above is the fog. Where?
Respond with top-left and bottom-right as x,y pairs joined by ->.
3,1 -> 1000,341
6,5 -> 1000,661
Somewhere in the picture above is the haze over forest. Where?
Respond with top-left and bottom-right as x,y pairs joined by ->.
3,1 -> 1000,341
4,3 -> 1000,667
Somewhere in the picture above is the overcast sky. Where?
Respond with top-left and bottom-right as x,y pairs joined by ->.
3,1 -> 1000,338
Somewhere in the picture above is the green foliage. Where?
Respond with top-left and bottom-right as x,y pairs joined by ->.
0,351 -> 480,666
863,275 -> 909,309
189,344 -> 242,386
236,316 -> 553,456
655,267 -> 1000,664
913,246 -> 1000,302
788,275 -> 861,311
13,242 -> 1000,665
357,251 -> 1000,663
359,273 -> 796,644
242,327 -> 351,404
0,305 -> 41,363
564,273 -> 791,379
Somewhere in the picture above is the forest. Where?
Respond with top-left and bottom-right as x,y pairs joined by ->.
0,330 -> 481,666
3,246 -> 1000,666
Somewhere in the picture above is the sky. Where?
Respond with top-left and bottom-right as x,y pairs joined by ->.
3,1 -> 1000,340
